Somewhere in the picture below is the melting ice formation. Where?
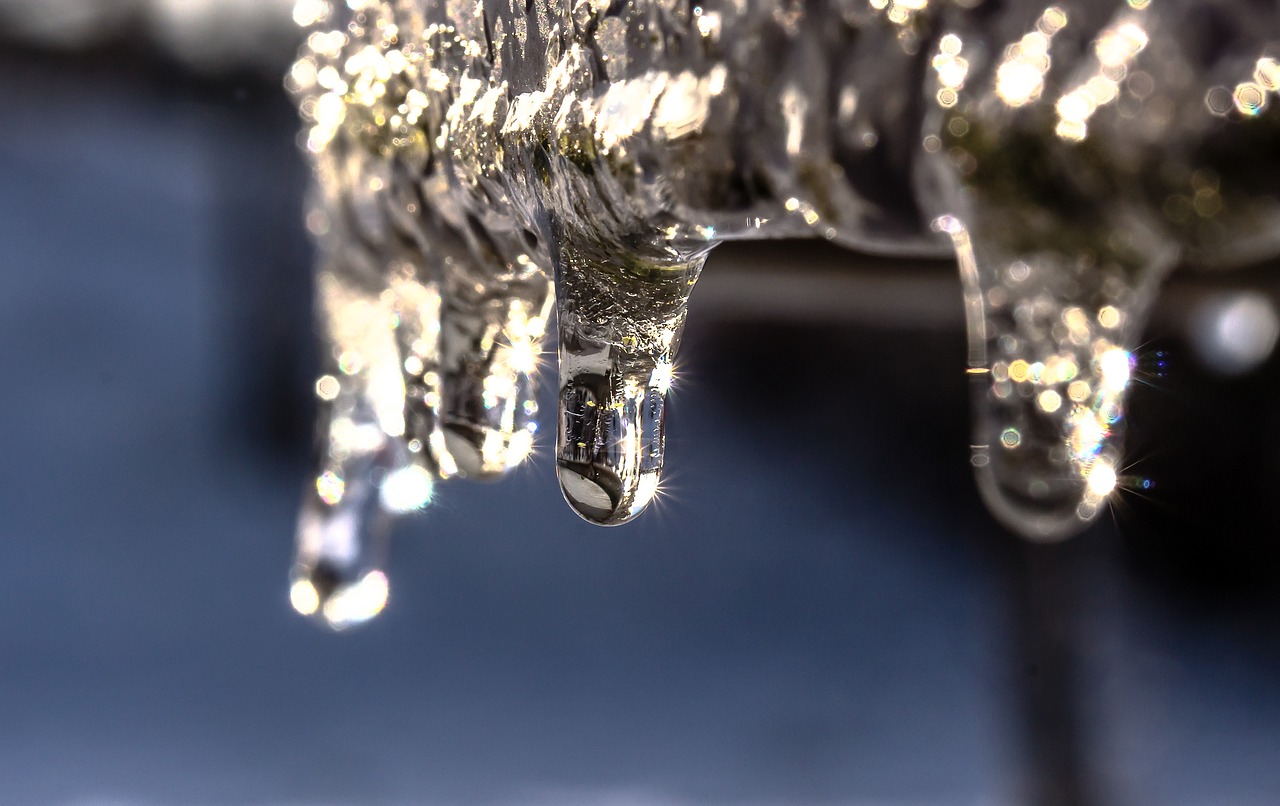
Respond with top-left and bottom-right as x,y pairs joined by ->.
286,0 -> 1280,626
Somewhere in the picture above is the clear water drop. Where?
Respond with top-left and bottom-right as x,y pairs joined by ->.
553,244 -> 704,525
291,420 -> 427,629
290,448 -> 397,632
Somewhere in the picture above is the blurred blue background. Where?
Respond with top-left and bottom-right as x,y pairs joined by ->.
3,8 -> 1280,804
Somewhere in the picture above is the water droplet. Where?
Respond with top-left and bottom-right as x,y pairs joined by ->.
553,245 -> 704,525
292,440 -> 405,631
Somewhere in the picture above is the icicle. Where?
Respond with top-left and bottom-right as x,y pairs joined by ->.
291,269 -> 433,628
553,241 -> 704,524
435,254 -> 552,478
937,215 -> 1175,539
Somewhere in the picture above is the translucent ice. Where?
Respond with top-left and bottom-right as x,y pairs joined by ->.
927,1 -> 1280,537
291,268 -> 432,630
554,244 -> 703,524
288,0 -> 1280,552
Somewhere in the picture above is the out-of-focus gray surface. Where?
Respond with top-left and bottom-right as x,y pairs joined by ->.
1,53 -> 1280,806
0,0 -> 294,70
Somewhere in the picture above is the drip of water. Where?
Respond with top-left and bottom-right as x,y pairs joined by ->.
554,245 -> 702,525
290,442 -> 402,631
292,432 -> 435,629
